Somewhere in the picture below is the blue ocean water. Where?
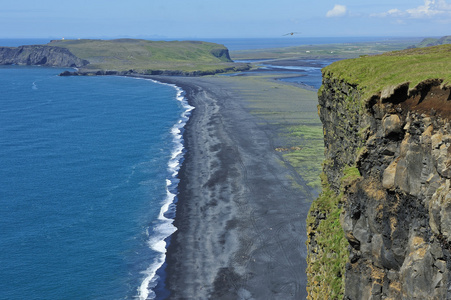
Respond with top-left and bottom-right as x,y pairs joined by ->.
0,66 -> 191,299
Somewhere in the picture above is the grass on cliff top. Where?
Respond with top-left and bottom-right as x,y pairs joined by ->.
322,44 -> 451,101
48,39 -> 238,72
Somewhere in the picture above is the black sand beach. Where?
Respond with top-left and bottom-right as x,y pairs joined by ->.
148,76 -> 314,299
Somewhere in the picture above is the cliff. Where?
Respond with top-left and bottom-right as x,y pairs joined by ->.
307,44 -> 451,299
0,45 -> 89,67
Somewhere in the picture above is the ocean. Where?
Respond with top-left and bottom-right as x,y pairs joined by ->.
0,65 -> 192,299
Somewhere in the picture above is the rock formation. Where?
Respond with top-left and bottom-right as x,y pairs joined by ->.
307,46 -> 451,299
0,45 -> 89,68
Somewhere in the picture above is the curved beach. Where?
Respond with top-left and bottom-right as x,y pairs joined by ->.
147,75 -> 313,299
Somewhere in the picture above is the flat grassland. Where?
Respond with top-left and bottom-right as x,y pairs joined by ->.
219,74 -> 324,194
49,39 -> 245,73
230,39 -> 419,61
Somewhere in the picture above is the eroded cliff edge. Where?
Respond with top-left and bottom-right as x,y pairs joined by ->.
0,45 -> 89,67
307,44 -> 451,299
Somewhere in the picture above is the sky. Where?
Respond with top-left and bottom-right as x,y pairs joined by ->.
0,0 -> 450,39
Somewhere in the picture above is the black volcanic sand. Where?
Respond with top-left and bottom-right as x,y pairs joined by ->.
145,75 -> 314,299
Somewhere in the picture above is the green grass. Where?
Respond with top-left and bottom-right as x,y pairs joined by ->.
282,125 -> 324,190
306,179 -> 348,299
323,44 -> 451,101
341,166 -> 361,186
48,39 -> 243,72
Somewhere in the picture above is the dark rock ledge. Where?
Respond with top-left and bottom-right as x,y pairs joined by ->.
0,45 -> 89,68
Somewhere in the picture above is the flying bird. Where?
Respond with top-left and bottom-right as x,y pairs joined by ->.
283,32 -> 302,36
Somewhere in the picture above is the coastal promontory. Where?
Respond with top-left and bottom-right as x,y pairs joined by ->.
0,39 -> 250,76
307,44 -> 451,299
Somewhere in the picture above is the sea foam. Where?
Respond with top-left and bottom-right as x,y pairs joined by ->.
137,82 -> 194,300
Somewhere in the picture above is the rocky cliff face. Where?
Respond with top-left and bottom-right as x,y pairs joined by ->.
209,48 -> 232,62
0,45 -> 89,68
308,73 -> 451,299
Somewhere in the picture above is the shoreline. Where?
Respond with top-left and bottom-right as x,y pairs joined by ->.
138,75 -> 313,299
136,82 -> 194,300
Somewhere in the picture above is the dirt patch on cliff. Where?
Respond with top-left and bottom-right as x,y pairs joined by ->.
377,80 -> 451,119
405,83 -> 451,118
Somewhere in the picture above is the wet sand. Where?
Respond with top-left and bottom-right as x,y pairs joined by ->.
147,76 -> 312,299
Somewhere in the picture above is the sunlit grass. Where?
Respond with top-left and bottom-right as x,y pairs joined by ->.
306,179 -> 348,300
49,39 -> 242,72
323,44 -> 451,101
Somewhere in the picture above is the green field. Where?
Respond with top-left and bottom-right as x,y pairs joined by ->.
49,39 -> 246,73
323,44 -> 451,101
230,38 -> 421,61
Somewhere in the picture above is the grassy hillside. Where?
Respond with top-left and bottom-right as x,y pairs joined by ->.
415,36 -> 451,48
49,39 -> 242,73
322,44 -> 451,101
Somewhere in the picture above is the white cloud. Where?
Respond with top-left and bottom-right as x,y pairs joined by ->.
372,0 -> 451,19
407,0 -> 441,17
326,5 -> 347,17
370,8 -> 403,17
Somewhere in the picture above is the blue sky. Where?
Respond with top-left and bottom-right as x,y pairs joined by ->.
1,0 -> 450,39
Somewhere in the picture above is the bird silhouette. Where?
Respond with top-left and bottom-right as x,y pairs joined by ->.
283,32 -> 301,36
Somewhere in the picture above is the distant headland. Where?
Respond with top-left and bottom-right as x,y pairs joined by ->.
0,39 -> 251,76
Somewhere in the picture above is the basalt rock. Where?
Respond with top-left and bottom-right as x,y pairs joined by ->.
309,75 -> 451,299
0,45 -> 89,68
209,48 -> 232,62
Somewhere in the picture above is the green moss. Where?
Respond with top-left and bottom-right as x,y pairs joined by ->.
342,166 -> 361,184
306,179 -> 348,299
323,44 -> 451,101
306,164 -> 363,299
